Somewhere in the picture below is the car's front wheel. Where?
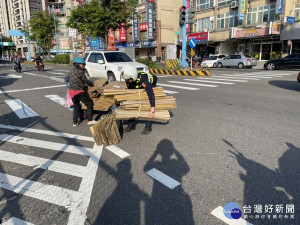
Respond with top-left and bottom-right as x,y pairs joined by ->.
238,63 -> 244,69
267,63 -> 276,70
213,63 -> 217,68
107,72 -> 116,83
217,63 -> 222,68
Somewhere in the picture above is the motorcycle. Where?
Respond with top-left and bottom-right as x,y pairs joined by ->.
37,61 -> 44,71
14,61 -> 22,73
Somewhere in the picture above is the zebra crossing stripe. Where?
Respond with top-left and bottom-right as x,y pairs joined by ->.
198,77 -> 247,82
45,95 -> 71,110
158,83 -> 200,90
184,79 -> 234,85
0,134 -> 94,156
146,168 -> 180,189
2,217 -> 35,225
106,145 -> 130,158
0,124 -> 94,142
163,90 -> 178,94
0,172 -> 80,207
219,76 -> 259,80
0,85 -> 66,94
0,74 -> 22,79
48,72 -> 65,75
169,81 -> 218,87
0,149 -> 87,177
5,99 -> 39,119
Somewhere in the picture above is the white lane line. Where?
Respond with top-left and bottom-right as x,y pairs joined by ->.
223,75 -> 279,79
218,76 -> 259,80
168,80 -> 218,87
0,172 -> 80,207
2,217 -> 35,225
197,77 -> 247,82
0,124 -> 94,142
163,90 -> 179,94
24,72 -> 65,82
146,168 -> 180,189
5,99 -> 39,119
67,144 -> 103,225
45,95 -> 71,110
157,83 -> 200,90
106,145 -> 130,158
0,149 -> 87,178
0,85 -> 65,94
0,74 -> 22,79
55,69 -> 69,72
48,72 -> 66,75
211,206 -> 253,225
0,134 -> 94,156
183,79 -> 234,85
157,75 -> 173,78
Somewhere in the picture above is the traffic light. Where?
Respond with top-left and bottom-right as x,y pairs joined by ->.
179,6 -> 186,27
187,7 -> 196,24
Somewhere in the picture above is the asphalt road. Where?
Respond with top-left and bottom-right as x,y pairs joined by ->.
0,62 -> 299,225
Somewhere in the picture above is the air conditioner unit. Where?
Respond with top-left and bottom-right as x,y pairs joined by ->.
231,1 -> 238,9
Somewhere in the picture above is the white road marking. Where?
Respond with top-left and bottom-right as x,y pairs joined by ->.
67,144 -> 103,225
183,79 -> 234,85
24,72 -> 65,82
0,172 -> 80,207
0,74 -> 22,79
55,69 -> 69,72
0,134 -> 94,156
157,75 -> 173,78
106,145 -> 130,158
0,149 -> 87,177
2,217 -> 35,225
163,90 -> 179,94
197,77 -> 247,82
146,168 -> 180,189
45,95 -> 70,110
211,206 -> 253,225
48,72 -> 66,75
169,80 -> 218,87
218,76 -> 259,80
0,124 -> 94,142
5,99 -> 39,119
157,83 -> 200,90
223,75 -> 272,79
0,85 -> 65,94
223,74 -> 279,79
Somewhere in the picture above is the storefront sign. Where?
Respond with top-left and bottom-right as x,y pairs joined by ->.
69,28 -> 77,38
146,0 -> 153,2
119,25 -> 126,42
238,0 -> 245,21
285,16 -> 296,24
235,28 -> 269,38
59,40 -> 70,50
108,29 -> 115,44
140,23 -> 147,31
141,40 -> 157,48
147,1 -> 154,40
276,0 -> 283,14
133,12 -> 139,41
89,37 -> 104,50
117,42 -> 140,48
0,42 -> 14,47
270,22 -> 281,35
187,32 -> 209,42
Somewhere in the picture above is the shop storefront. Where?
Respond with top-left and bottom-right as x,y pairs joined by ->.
116,40 -> 157,59
281,22 -> 300,55
233,23 -> 282,61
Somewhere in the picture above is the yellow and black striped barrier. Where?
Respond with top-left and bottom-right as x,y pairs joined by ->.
165,60 -> 179,69
149,68 -> 210,76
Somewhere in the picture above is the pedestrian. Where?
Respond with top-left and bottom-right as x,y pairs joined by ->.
122,65 -> 156,135
12,53 -> 18,70
65,57 -> 97,127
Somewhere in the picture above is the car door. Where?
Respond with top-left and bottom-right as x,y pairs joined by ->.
292,54 -> 300,69
94,53 -> 106,78
280,54 -> 294,69
222,56 -> 231,66
86,53 -> 97,77
228,55 -> 237,67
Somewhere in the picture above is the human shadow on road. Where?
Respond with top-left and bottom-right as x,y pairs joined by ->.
144,139 -> 194,225
94,159 -> 148,225
224,139 -> 298,225
0,73 -> 19,88
268,80 -> 300,92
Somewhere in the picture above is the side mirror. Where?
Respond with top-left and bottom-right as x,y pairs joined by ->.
98,59 -> 104,64
133,59 -> 136,62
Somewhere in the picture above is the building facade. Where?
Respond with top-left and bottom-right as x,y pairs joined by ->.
0,0 -> 45,57
188,0 -> 300,61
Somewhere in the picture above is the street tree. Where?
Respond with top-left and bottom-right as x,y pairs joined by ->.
27,10 -> 59,57
67,0 -> 137,48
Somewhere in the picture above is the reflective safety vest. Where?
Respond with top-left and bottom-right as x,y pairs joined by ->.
135,72 -> 156,89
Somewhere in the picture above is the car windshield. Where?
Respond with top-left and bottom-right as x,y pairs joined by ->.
245,55 -> 252,58
83,53 -> 89,60
207,56 -> 218,60
104,52 -> 133,62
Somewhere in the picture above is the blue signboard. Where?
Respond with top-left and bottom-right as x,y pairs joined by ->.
238,0 -> 245,21
276,0 -> 283,14
286,16 -> 295,24
117,41 -> 157,48
189,38 -> 196,48
8,30 -> 25,37
147,2 -> 154,40
89,37 -> 105,50
133,12 -> 139,41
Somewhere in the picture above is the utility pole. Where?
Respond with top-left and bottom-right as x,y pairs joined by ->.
179,1 -> 189,68
0,34 -> 4,60
24,19 -> 32,61
50,6 -> 60,55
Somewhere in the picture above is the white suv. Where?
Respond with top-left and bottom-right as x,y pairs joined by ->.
84,51 -> 149,82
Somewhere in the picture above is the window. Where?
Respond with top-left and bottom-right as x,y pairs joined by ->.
83,53 -> 89,60
217,12 -> 238,29
295,3 -> 300,20
217,0 -> 233,7
195,0 -> 214,11
141,12 -> 147,23
141,31 -> 147,40
104,52 -> 133,63
95,53 -> 104,62
87,53 -> 97,63
195,17 -> 213,32
247,4 -> 280,25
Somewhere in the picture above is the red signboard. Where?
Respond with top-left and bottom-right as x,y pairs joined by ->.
187,32 -> 209,42
108,44 -> 116,50
119,25 -> 126,42
146,0 -> 153,2
108,29 -> 115,44
140,23 -> 147,31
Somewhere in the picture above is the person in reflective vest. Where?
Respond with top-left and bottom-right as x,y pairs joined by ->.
122,65 -> 156,135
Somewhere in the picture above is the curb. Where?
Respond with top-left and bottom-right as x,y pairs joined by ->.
149,69 -> 210,76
